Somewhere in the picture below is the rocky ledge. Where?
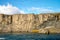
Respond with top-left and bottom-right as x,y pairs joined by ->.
0,13 -> 60,34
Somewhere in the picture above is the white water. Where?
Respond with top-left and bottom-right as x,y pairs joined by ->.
0,38 -> 5,39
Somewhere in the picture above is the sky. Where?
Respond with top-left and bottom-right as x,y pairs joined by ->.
0,0 -> 60,14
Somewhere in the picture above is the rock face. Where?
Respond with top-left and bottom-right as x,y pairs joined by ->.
0,13 -> 60,33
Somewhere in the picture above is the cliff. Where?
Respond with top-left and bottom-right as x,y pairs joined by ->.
0,13 -> 60,33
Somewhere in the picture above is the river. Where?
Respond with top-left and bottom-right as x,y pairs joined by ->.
0,33 -> 60,40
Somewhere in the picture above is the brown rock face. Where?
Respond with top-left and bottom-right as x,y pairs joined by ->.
0,13 -> 60,33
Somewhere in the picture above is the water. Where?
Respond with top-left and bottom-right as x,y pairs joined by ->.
0,33 -> 60,40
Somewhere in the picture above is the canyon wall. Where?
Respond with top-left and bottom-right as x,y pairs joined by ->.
0,13 -> 60,33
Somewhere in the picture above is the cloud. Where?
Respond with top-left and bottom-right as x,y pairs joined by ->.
27,7 -> 54,13
0,3 -> 24,15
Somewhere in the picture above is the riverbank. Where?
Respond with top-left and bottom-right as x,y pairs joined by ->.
0,28 -> 60,34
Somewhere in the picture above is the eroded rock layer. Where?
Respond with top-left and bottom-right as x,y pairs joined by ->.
0,13 -> 60,33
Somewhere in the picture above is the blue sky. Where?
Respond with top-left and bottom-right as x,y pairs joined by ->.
0,0 -> 60,14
